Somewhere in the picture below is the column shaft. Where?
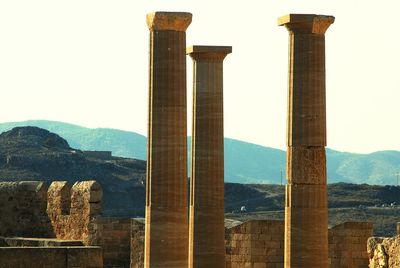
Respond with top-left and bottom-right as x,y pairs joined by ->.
279,14 -> 334,268
145,12 -> 192,268
187,46 -> 231,268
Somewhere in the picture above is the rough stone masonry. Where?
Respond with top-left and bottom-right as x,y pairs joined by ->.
278,14 -> 334,268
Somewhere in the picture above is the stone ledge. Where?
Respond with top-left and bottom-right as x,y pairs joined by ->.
0,236 -> 83,247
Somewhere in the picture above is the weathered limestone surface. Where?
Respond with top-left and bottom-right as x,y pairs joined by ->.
187,45 -> 232,268
145,11 -> 192,268
47,181 -> 132,267
0,246 -> 103,268
286,146 -> 326,184
0,180 -> 136,268
279,13 -> 334,268
0,181 -> 52,237
279,14 -> 334,147
130,219 -> 145,268
368,235 -> 400,268
225,220 -> 284,268
47,180 -> 102,244
329,222 -> 373,268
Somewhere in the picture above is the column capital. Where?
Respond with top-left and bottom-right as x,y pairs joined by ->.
278,14 -> 334,34
146,12 -> 192,32
187,45 -> 232,61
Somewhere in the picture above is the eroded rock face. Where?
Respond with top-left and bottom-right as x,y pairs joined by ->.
368,235 -> 400,268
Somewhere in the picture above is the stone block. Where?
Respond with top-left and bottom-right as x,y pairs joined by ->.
286,146 -> 326,184
285,183 -> 327,208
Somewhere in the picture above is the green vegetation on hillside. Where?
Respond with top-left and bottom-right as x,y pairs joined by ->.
1,120 -> 400,185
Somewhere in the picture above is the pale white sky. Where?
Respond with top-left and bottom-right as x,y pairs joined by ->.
0,0 -> 399,153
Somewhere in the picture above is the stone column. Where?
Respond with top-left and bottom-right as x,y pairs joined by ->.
278,14 -> 334,268
145,12 -> 192,268
187,45 -> 232,268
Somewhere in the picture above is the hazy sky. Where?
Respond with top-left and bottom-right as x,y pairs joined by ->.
1,1 -> 399,153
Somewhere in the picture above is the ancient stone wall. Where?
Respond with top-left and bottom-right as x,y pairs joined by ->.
130,219 -> 145,268
0,246 -> 103,268
329,221 -> 373,268
47,180 -> 102,244
89,217 -> 132,268
0,181 -> 53,237
0,179 -> 136,268
224,220 -> 372,268
225,220 -> 284,268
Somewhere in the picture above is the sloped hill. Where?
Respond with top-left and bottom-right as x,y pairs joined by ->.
0,126 -> 146,216
0,120 -> 147,160
1,120 -> 400,185
226,183 -> 400,236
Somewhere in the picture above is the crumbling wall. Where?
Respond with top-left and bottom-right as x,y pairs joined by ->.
0,181 -> 53,237
89,217 -> 132,268
0,246 -> 103,268
225,220 -> 284,268
368,235 -> 400,267
329,221 -> 373,268
130,219 -> 145,268
47,180 -> 102,244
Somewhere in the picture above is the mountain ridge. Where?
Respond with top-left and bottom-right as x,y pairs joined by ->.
1,120 -> 400,185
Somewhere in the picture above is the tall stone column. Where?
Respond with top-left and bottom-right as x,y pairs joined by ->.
145,12 -> 192,268
187,46 -> 232,268
278,14 -> 334,268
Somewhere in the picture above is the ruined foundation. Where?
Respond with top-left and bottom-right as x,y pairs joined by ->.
278,14 -> 334,268
0,180 -> 136,268
144,11 -> 192,268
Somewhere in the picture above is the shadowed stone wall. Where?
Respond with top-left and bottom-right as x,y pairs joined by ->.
89,217 -> 132,268
0,180 -> 132,268
0,181 -> 53,237
0,246 -> 103,268
329,222 -> 373,268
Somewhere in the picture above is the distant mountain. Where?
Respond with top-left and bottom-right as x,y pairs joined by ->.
1,120 -> 400,185
0,120 -> 147,160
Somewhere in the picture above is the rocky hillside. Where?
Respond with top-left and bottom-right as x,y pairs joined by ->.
0,126 -> 146,216
2,120 -> 400,185
1,126 -> 400,235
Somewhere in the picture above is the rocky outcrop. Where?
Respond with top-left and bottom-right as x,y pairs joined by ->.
368,235 -> 400,267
